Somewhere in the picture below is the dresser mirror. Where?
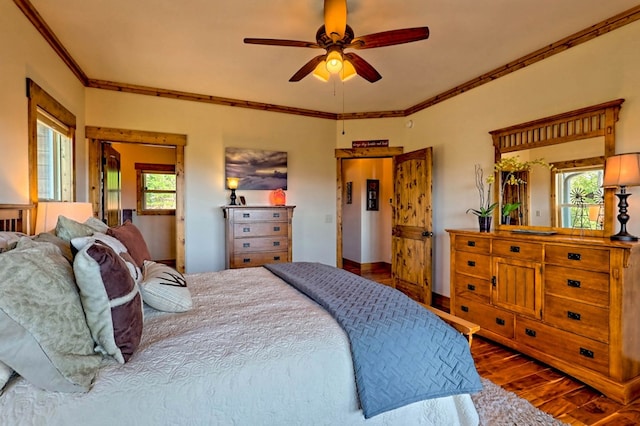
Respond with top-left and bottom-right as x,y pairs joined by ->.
489,99 -> 624,236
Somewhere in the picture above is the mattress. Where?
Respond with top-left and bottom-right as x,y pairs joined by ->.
0,267 -> 479,426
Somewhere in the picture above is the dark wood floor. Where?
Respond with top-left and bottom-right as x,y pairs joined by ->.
344,263 -> 640,426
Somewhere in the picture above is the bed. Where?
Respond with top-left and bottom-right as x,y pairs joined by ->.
0,204 -> 481,425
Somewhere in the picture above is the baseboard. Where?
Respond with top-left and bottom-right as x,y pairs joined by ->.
342,259 -> 391,273
432,293 -> 450,313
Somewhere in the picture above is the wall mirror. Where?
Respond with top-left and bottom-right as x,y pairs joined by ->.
489,99 -> 624,236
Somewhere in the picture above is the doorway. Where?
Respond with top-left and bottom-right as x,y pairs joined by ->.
86,126 -> 187,272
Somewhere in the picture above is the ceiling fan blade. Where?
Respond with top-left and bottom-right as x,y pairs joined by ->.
289,55 -> 326,82
324,0 -> 347,41
344,52 -> 382,83
348,27 -> 429,49
244,38 -> 320,49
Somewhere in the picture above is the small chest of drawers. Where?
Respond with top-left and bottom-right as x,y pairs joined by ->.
222,206 -> 295,269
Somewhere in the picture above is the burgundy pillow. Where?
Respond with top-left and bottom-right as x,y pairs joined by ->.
107,220 -> 152,268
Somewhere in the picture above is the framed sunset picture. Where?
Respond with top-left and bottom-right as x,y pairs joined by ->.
225,147 -> 287,190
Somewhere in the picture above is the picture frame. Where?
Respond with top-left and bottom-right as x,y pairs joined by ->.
366,179 -> 379,211
239,196 -> 247,206
346,182 -> 353,204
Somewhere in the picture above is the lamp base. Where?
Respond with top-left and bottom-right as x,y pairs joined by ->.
610,232 -> 639,242
610,189 -> 637,241
229,188 -> 237,206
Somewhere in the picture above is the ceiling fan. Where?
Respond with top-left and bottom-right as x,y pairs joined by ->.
243,0 -> 429,83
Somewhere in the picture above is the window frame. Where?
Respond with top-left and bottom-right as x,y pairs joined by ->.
27,79 -> 77,210
135,162 -> 176,216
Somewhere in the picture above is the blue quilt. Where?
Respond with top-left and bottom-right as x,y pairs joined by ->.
264,262 -> 482,418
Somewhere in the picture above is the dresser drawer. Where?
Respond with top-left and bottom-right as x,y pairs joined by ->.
493,240 -> 542,262
233,237 -> 288,253
545,265 -> 609,307
233,209 -> 289,222
516,317 -> 609,375
454,236 -> 490,254
231,251 -> 288,268
454,252 -> 491,278
454,273 -> 490,302
545,245 -> 610,272
454,297 -> 514,339
544,294 -> 609,343
233,222 -> 288,238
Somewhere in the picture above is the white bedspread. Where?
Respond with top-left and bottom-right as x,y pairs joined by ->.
0,267 -> 479,426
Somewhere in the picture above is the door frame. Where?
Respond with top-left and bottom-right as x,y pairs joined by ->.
86,126 -> 187,272
335,146 -> 404,268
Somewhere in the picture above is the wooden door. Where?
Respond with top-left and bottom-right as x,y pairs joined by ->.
102,143 -> 122,226
391,148 -> 433,304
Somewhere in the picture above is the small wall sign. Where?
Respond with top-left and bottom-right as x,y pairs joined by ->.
352,140 -> 389,148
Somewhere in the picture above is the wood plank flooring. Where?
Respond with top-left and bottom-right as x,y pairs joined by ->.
343,263 -> 640,426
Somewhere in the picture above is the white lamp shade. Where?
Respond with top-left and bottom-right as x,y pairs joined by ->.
603,153 -> 640,188
35,202 -> 94,234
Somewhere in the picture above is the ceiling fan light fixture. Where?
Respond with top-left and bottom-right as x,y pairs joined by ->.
340,59 -> 357,81
313,61 -> 331,81
325,49 -> 343,73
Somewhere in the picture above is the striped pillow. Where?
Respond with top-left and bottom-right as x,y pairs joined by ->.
73,241 -> 144,363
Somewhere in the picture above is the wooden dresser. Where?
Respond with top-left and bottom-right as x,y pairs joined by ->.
448,229 -> 640,404
222,206 -> 295,269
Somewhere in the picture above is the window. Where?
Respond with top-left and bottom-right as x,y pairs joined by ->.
555,165 -> 604,229
135,163 -> 176,215
27,79 -> 76,203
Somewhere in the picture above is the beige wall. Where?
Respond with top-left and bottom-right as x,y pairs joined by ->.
336,20 -> 640,296
3,0 -> 640,294
85,89 -> 337,272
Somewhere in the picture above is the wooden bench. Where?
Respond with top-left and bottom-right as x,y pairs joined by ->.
420,304 -> 480,347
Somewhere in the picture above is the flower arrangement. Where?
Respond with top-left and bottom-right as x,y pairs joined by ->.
466,164 -> 497,217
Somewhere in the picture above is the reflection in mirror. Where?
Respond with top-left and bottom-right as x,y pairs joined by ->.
500,138 -> 603,229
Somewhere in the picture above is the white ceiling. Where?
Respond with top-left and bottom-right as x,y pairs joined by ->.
28,0 -> 639,115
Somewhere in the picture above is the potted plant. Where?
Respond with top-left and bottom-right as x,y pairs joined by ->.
467,164 -> 497,232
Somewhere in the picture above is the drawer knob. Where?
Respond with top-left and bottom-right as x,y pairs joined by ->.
461,305 -> 469,313
273,241 -> 280,247
274,226 -> 281,231
273,256 -> 281,261
243,213 -> 250,218
496,318 -> 506,326
525,328 -> 537,337
580,348 -> 594,359
567,311 -> 581,321
243,227 -> 251,232
568,252 -> 582,261
273,213 -> 280,218
467,241 -> 476,247
567,279 -> 581,288
467,284 -> 476,291
243,258 -> 251,263
243,243 -> 250,248
510,245 -> 520,253
467,260 -> 476,267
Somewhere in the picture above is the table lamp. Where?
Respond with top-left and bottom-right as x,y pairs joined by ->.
226,177 -> 239,206
602,153 -> 640,241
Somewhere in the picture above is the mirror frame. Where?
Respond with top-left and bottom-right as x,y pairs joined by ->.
489,99 -> 624,236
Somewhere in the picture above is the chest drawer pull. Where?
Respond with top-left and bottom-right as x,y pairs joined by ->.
273,213 -> 280,218
467,284 -> 476,291
243,213 -> 250,218
525,328 -> 537,337
568,252 -> 582,261
243,227 -> 251,232
273,241 -> 280,246
461,305 -> 469,312
568,311 -> 581,321
580,348 -> 594,359
467,240 -> 476,247
496,318 -> 506,326
273,226 -> 281,232
567,279 -> 581,288
467,260 -> 476,267
273,256 -> 281,261
243,258 -> 251,263
243,243 -> 250,248
510,245 -> 521,253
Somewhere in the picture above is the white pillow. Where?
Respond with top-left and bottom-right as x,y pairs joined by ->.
72,233 -> 142,284
141,260 -> 192,312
